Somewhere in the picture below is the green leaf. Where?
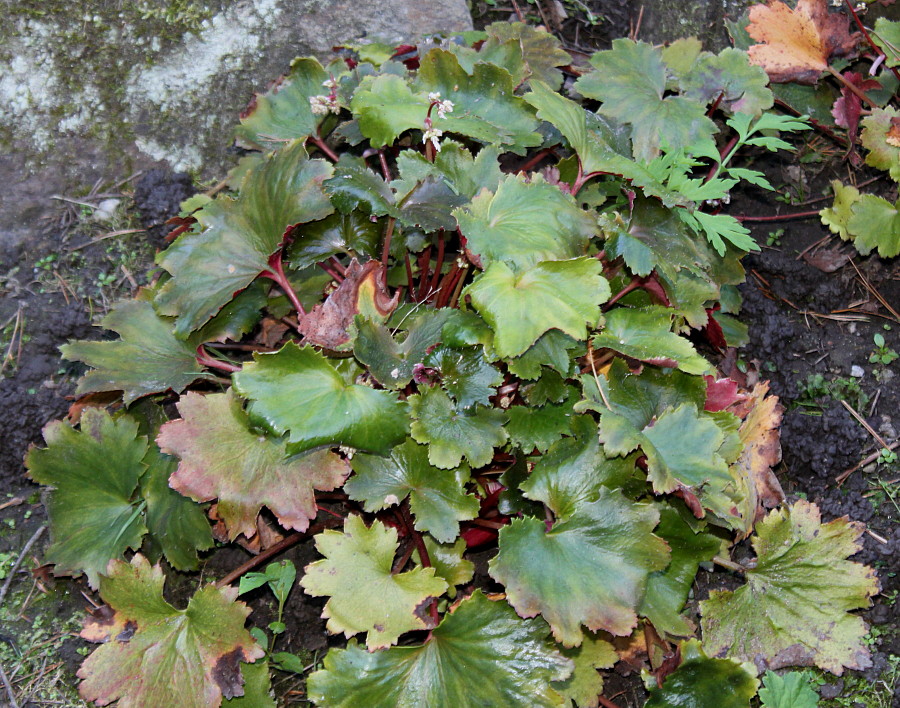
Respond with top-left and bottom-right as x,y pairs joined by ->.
872,17 -> 900,68
306,591 -> 572,707
575,39 -> 717,161
639,506 -> 720,637
424,345 -> 504,409
415,48 -> 541,151
287,210 -> 381,269
139,447 -> 214,572
195,282 -> 268,344
413,537 -> 474,598
466,258 -> 608,358
520,415 -> 640,519
680,48 -> 773,116
397,176 -> 467,232
700,501 -> 880,675
61,298 -> 209,405
234,343 -> 409,455
157,390 -> 349,540
26,409 -> 148,588
587,358 -> 707,426
758,670 -> 819,708
299,515 -> 448,649
224,660 -> 276,708
453,22 -> 570,89
346,438 -> 479,543
324,155 -> 399,217
679,209 -> 757,255
235,57 -> 329,148
861,107 -> 900,181
820,180 -> 860,241
505,388 -> 577,453
553,632 -> 618,708
392,142 -> 504,202
524,369 -> 570,406
644,639 -> 759,708
156,142 -> 334,335
78,554 -> 264,707
409,387 -> 508,469
353,310 -> 452,389
592,306 -> 711,375
490,488 -> 670,645
350,73 -> 430,147
846,194 -> 900,258
523,81 -> 684,207
506,330 -> 581,380
454,174 -> 597,270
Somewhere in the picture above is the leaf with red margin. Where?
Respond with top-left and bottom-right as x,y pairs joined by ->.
746,0 -> 859,84
78,554 -> 264,707
155,142 -> 334,337
299,259 -> 399,350
158,390 -> 349,541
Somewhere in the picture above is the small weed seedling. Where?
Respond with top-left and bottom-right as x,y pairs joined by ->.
870,334 -> 898,366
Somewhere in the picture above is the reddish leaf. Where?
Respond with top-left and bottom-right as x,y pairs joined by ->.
703,376 -> 743,412
299,259 -> 399,350
831,71 -> 880,145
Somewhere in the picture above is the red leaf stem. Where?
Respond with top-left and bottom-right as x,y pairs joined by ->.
308,132 -> 339,162
195,345 -> 241,374
381,217 -> 396,267
427,232 -> 446,298
733,209 -> 821,222
261,250 -> 307,316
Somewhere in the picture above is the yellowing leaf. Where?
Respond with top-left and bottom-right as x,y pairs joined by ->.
746,0 -> 858,84
300,515 -> 448,649
78,554 -> 264,707
158,390 -> 349,540
700,501 -> 879,675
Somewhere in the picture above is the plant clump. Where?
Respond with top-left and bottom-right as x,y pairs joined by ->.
26,20 -> 880,707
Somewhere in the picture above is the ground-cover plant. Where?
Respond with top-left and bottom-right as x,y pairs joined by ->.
25,22 -> 881,707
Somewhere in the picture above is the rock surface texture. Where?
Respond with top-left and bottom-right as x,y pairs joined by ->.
0,0 -> 472,257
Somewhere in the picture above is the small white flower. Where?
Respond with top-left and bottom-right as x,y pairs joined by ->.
309,94 -> 339,116
322,77 -> 339,91
436,99 -> 454,120
309,95 -> 331,115
423,126 -> 443,152
428,91 -> 442,102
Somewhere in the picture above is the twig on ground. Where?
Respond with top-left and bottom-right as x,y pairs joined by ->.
0,660 -> 19,708
840,399 -> 890,450
0,525 -> 46,608
0,497 -> 24,512
837,439 -> 900,485
848,260 -> 900,323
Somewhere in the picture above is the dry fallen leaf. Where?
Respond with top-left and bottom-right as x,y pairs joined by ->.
299,259 -> 399,350
886,116 -> 900,147
729,382 -> 786,529
746,0 -> 859,83
802,245 -> 852,273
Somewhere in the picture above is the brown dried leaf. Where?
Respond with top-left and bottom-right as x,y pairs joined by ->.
746,0 -> 858,84
887,116 -> 900,147
299,259 -> 399,350
802,246 -> 852,273
729,382 -> 785,529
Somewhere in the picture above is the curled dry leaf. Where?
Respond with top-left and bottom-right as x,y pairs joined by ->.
746,0 -> 859,84
299,258 -> 399,350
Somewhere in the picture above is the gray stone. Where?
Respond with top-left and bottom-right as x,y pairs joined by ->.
0,0 -> 472,258
634,0 -> 752,50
